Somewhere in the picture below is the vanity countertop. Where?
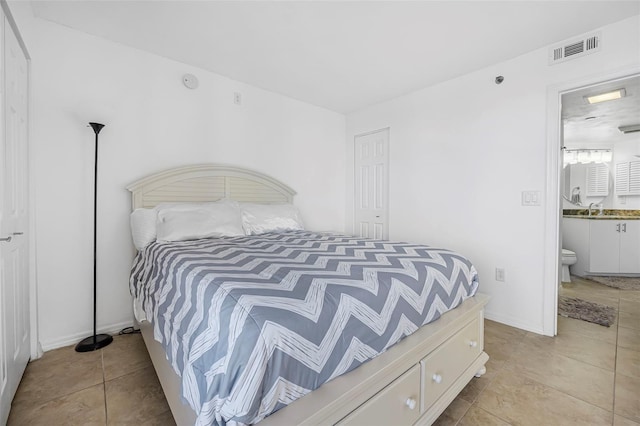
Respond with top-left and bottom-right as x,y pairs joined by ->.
563,209 -> 640,220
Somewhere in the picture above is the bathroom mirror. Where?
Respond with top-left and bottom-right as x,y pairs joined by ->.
562,161 -> 612,208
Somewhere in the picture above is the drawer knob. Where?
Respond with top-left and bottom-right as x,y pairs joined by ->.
405,398 -> 417,410
469,340 -> 478,348
432,373 -> 443,384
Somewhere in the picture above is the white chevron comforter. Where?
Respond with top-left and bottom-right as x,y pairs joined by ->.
130,231 -> 479,426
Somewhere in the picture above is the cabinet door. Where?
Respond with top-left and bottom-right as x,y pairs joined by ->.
619,221 -> 640,273
589,221 -> 620,273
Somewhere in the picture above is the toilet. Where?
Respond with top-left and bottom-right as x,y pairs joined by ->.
561,249 -> 577,282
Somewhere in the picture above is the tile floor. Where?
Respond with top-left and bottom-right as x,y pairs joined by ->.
7,277 -> 640,425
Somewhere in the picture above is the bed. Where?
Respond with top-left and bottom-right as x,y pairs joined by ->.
126,164 -> 488,426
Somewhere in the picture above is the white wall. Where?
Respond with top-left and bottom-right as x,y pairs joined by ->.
346,15 -> 640,333
15,13 -> 346,350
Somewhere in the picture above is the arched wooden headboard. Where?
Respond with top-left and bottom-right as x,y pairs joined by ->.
126,164 -> 296,210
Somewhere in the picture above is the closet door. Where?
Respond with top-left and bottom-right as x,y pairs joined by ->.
0,12 -> 29,423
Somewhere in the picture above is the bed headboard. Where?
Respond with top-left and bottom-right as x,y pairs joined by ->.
126,164 -> 296,210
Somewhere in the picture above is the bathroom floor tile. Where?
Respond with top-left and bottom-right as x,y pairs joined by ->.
615,414 -> 640,426
617,347 -> 640,380
619,299 -> 640,313
619,289 -> 640,303
615,373 -> 640,423
476,371 -> 613,426
619,327 -> 640,352
562,280 -> 621,306
620,310 -> 640,331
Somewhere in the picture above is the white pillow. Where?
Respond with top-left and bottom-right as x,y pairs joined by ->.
241,203 -> 304,235
156,202 -> 244,242
130,208 -> 158,251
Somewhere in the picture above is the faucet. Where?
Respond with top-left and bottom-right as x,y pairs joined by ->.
588,203 -> 595,216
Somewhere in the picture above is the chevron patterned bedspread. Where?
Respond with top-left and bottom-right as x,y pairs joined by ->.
130,230 -> 479,426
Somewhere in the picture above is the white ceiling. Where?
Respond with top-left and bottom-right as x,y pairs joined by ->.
563,74 -> 640,148
30,1 -> 640,114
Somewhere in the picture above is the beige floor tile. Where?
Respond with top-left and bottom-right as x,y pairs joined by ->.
617,347 -> 640,380
620,291 -> 640,304
433,395 -> 471,426
504,340 -> 614,411
615,414 -> 640,426
457,357 -> 501,404
7,383 -> 106,426
619,310 -> 640,331
139,410 -> 177,426
619,327 -> 640,352
619,299 -> 640,313
615,373 -> 640,423
102,333 -> 152,381
484,319 -> 527,342
476,372 -> 612,426
12,344 -> 104,407
562,280 -> 621,306
520,330 -> 616,371
105,366 -> 171,424
458,404 -> 510,426
557,315 -> 618,345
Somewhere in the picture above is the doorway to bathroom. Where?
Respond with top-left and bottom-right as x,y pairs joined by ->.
555,72 -> 640,335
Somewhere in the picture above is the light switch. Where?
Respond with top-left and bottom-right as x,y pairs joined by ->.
522,191 -> 541,206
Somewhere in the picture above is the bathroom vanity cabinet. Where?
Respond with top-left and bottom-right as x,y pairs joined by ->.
563,217 -> 640,276
590,220 -> 640,273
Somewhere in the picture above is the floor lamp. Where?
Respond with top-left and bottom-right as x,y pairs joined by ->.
75,122 -> 113,352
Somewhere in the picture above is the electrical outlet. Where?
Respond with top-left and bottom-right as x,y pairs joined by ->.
234,92 -> 242,105
496,268 -> 505,282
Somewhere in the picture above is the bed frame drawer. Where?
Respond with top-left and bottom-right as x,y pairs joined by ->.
420,316 -> 481,410
337,364 -> 421,426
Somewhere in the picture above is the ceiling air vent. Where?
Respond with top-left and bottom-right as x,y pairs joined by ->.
549,32 -> 601,65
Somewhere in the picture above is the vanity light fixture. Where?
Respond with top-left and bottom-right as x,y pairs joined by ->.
585,88 -> 625,104
563,149 -> 612,167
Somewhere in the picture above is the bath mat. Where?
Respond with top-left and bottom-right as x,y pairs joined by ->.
584,276 -> 640,291
558,296 -> 616,327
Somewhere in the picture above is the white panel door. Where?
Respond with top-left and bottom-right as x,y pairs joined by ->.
0,15 -> 29,424
354,129 -> 389,239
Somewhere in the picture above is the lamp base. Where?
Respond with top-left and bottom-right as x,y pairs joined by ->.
75,333 -> 113,352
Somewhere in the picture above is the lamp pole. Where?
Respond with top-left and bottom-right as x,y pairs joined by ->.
75,122 -> 113,352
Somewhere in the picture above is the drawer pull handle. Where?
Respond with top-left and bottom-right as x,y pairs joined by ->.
405,398 -> 417,410
469,340 -> 478,348
432,373 -> 443,384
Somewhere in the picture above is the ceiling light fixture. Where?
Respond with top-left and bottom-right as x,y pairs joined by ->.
585,88 -> 626,104
618,124 -> 640,134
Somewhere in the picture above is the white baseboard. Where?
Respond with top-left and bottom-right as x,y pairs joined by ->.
40,320 -> 134,352
484,310 -> 544,335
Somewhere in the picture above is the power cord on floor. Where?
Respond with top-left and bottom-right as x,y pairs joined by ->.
118,326 -> 141,335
